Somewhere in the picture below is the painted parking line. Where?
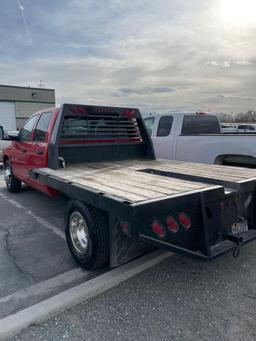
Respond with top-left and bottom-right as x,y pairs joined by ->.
0,250 -> 172,340
0,190 -> 65,240
0,268 -> 87,305
0,268 -> 93,319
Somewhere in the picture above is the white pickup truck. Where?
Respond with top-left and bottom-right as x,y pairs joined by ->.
144,112 -> 256,167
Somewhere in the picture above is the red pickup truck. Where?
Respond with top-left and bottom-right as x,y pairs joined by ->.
2,104 -> 256,269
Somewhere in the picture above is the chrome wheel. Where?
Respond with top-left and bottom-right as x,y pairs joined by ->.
4,165 -> 11,188
69,211 -> 89,254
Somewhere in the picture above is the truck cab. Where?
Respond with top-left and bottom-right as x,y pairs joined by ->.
144,112 -> 256,167
2,108 -> 58,196
144,112 -> 220,160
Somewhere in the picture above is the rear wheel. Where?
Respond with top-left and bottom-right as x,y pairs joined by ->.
65,200 -> 110,270
4,160 -> 22,192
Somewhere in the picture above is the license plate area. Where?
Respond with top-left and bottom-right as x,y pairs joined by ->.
231,219 -> 248,235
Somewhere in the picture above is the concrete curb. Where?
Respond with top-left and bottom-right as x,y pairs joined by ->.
0,250 -> 172,340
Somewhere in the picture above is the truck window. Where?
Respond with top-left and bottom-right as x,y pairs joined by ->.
157,116 -> 173,137
143,117 -> 155,136
181,115 -> 220,135
238,125 -> 248,129
34,112 -> 52,142
19,115 -> 38,142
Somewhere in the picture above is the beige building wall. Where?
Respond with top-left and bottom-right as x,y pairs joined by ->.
0,85 -> 55,129
0,85 -> 55,103
15,102 -> 55,128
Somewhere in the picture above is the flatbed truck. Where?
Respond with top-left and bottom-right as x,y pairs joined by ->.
2,104 -> 256,269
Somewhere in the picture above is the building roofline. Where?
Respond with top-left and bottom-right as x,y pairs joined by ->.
0,84 -> 55,91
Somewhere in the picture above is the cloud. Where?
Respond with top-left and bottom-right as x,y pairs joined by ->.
234,60 -> 251,66
206,60 -> 251,68
207,94 -> 253,103
117,87 -> 175,96
0,0 -> 256,113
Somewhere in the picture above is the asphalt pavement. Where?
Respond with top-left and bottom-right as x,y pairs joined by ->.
0,165 -> 102,320
10,242 -> 256,341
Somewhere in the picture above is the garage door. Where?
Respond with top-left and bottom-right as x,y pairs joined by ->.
0,102 -> 16,131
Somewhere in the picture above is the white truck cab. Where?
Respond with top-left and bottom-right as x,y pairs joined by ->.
144,112 -> 256,167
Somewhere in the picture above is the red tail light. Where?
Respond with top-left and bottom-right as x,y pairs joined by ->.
166,216 -> 179,233
179,213 -> 191,230
195,111 -> 206,115
123,109 -> 136,119
121,221 -> 129,233
220,202 -> 225,210
151,221 -> 165,238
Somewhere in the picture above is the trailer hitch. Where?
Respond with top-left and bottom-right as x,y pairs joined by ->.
225,233 -> 243,258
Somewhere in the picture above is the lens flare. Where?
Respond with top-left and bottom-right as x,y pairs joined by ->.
221,0 -> 256,27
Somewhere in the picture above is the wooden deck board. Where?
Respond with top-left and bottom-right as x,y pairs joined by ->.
150,164 -> 254,182
109,169 -> 207,190
71,178 -> 147,202
127,159 -> 255,182
130,159 -> 256,179
117,158 -> 256,178
76,175 -> 168,199
77,175 -> 174,195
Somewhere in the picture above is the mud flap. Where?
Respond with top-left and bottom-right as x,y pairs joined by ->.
109,215 -> 154,268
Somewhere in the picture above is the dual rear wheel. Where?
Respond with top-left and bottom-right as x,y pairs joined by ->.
65,200 -> 110,270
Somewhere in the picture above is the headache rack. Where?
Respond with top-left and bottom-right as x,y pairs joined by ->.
60,109 -> 143,144
48,104 -> 155,169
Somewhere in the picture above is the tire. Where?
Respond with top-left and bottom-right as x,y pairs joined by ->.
0,127 -> 3,140
65,200 -> 110,270
4,160 -> 22,192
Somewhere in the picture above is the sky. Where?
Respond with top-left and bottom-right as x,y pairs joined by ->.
0,0 -> 256,114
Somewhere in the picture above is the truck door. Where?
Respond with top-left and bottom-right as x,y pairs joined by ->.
151,116 -> 174,159
11,114 -> 39,181
24,111 -> 53,185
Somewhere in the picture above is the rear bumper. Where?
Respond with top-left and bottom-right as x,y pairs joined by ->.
139,229 -> 256,261
127,186 -> 256,261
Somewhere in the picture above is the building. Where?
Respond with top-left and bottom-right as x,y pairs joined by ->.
0,84 -> 55,130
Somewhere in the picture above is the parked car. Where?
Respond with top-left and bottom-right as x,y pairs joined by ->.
144,112 -> 256,167
0,140 -> 10,163
221,123 -> 238,133
0,102 -> 17,139
236,124 -> 256,133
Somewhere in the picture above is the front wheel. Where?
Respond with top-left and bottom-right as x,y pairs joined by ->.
65,200 -> 110,270
4,160 -> 22,192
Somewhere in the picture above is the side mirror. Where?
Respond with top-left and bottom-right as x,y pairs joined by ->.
3,131 -> 20,141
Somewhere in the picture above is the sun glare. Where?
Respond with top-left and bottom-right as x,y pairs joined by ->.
222,0 -> 256,27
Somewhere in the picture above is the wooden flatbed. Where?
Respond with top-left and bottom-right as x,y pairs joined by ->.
34,159 -> 256,205
34,160 -> 221,203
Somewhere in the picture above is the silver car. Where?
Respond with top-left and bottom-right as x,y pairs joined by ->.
0,140 -> 10,162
